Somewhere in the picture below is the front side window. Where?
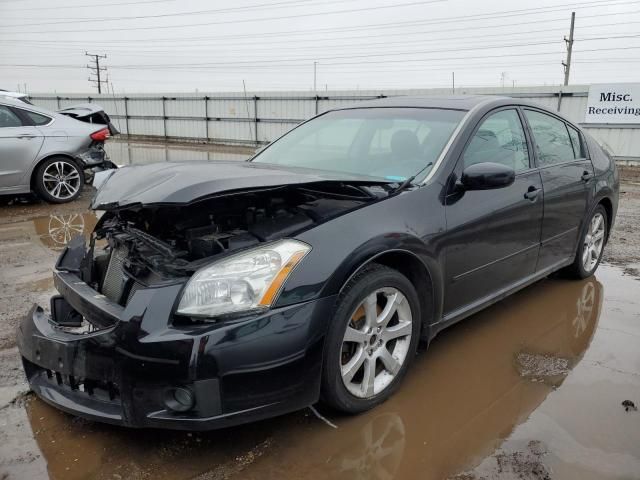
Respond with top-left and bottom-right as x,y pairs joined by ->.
463,109 -> 530,172
252,108 -> 466,181
21,109 -> 52,126
524,110 -> 575,166
0,105 -> 23,128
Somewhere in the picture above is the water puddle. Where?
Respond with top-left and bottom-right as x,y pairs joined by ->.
2,265 -> 638,479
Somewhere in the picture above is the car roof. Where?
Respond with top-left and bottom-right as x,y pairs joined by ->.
0,96 -> 56,115
331,95 -> 509,111
0,90 -> 28,99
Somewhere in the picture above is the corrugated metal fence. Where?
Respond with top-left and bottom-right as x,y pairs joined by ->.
29,85 -> 639,161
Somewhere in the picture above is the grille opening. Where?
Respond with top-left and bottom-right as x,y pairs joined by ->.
43,367 -> 120,401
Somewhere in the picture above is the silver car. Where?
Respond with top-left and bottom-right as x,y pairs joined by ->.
0,97 -> 112,203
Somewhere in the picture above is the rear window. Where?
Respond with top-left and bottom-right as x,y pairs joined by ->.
22,110 -> 52,126
524,110 -> 575,166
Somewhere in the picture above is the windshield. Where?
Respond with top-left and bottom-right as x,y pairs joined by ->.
251,107 -> 465,181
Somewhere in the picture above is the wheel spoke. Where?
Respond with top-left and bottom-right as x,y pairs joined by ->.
66,182 -> 78,195
582,246 -> 590,266
592,215 -> 603,233
379,348 -> 401,375
592,230 -> 604,242
344,326 -> 368,344
65,171 -> 80,180
52,183 -> 62,197
377,292 -> 400,327
381,321 -> 412,342
363,293 -> 378,329
342,347 -> 366,383
362,358 -> 376,396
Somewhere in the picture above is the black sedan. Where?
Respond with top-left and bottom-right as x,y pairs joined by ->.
17,96 -> 619,429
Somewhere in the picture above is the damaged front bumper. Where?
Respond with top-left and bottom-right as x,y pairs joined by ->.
17,270 -> 334,430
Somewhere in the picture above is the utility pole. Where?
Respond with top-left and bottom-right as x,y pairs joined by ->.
86,52 -> 107,94
451,72 -> 455,94
313,61 -> 317,92
562,12 -> 575,86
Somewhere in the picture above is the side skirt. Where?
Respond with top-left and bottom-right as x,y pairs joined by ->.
429,258 -> 573,339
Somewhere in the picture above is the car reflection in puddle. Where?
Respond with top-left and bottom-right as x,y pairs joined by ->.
267,277 -> 602,480
32,212 -> 98,250
19,271 -> 605,480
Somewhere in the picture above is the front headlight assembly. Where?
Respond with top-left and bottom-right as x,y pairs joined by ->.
176,239 -> 311,318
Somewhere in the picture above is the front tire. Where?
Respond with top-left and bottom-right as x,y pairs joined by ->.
321,264 -> 421,413
564,204 -> 608,279
34,157 -> 84,204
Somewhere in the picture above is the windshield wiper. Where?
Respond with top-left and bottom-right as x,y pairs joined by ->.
391,162 -> 433,194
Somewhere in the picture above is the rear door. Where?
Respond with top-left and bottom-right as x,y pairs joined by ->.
0,104 -> 45,190
443,107 -> 543,314
522,109 -> 593,271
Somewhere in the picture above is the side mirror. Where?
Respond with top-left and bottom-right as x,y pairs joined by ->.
461,162 -> 515,190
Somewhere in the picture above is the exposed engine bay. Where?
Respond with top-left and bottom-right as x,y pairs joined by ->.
77,182 -> 388,306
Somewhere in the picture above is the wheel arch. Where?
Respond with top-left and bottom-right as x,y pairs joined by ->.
339,249 -> 438,342
597,196 -> 614,243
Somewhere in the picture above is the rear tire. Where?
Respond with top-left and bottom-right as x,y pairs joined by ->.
34,157 -> 84,204
321,264 -> 421,413
563,204 -> 608,279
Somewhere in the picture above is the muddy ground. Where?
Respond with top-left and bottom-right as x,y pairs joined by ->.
0,143 -> 639,480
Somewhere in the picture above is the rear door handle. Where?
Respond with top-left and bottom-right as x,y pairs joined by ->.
581,170 -> 592,182
524,186 -> 540,201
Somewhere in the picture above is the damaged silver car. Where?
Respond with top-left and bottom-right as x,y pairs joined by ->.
0,96 -> 116,203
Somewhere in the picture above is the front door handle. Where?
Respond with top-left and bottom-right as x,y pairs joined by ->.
581,170 -> 593,182
524,186 -> 540,201
17,133 -> 38,139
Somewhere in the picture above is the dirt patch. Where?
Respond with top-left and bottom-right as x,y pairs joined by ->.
604,167 -> 640,278
516,352 -> 571,379
451,441 -> 551,480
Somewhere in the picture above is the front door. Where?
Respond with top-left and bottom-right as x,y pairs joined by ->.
0,105 -> 44,190
443,108 -> 543,315
522,109 -> 592,271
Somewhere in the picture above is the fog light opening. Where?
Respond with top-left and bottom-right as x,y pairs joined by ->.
163,387 -> 195,412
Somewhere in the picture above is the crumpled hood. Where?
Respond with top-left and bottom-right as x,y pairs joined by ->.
91,161 -> 391,209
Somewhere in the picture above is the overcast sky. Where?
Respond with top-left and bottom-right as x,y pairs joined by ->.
1,0 -> 639,93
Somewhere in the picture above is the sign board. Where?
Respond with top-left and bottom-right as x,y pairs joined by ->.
584,83 -> 640,124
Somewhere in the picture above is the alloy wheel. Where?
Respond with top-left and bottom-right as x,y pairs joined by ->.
340,287 -> 413,399
42,161 -> 81,201
582,212 -> 605,272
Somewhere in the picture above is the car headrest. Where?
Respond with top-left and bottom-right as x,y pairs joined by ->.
390,129 -> 422,159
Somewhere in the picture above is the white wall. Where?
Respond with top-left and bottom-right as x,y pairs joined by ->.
29,85 -> 639,160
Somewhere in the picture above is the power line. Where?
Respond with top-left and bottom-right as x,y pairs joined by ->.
0,0 -> 337,26
2,3 -> 638,42
0,0 -> 178,9
0,0 -> 445,33
2,0 -> 636,35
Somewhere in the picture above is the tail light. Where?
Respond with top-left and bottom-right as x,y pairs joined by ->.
90,128 -> 110,142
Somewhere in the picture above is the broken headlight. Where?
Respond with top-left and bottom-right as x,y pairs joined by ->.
176,239 -> 310,318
